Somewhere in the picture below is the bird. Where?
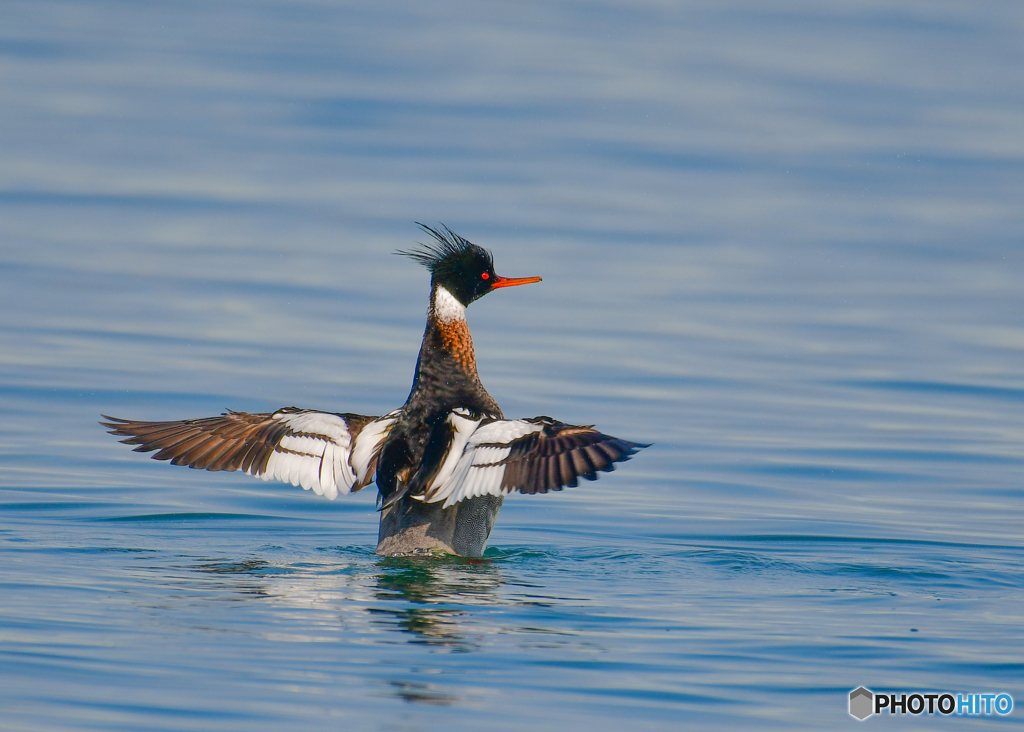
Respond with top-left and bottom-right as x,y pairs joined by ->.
102,224 -> 647,557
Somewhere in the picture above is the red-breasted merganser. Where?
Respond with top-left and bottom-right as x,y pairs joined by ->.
102,225 -> 647,556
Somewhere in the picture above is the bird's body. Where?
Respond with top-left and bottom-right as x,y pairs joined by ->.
103,226 -> 646,557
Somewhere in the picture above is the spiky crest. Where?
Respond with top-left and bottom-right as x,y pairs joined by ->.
396,223 -> 494,273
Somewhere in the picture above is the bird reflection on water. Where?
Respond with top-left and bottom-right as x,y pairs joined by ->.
190,549 -> 509,705
370,555 -> 502,649
190,550 -> 506,650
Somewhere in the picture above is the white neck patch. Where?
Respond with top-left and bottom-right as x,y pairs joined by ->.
432,285 -> 466,323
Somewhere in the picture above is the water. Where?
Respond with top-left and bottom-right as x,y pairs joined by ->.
2,1 -> 1023,729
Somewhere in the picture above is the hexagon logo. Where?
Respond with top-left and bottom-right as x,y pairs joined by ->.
850,687 -> 874,720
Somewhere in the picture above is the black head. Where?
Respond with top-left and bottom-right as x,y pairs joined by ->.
398,224 -> 541,306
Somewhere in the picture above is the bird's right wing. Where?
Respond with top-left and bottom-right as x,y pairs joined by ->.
419,415 -> 647,508
101,408 -> 399,500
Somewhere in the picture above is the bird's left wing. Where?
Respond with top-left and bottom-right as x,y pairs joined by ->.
101,408 -> 399,500
419,416 -> 647,508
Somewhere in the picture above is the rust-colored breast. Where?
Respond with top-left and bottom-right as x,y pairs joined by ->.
438,318 -> 478,374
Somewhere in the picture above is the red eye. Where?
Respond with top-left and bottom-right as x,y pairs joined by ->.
481,272 -> 489,280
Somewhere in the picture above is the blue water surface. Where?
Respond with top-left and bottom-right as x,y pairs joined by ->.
1,1 -> 1023,729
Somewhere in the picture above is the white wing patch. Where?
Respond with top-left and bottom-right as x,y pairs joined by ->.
422,418 -> 545,508
257,409 -> 400,500
350,409 -> 400,485
419,409 -> 486,499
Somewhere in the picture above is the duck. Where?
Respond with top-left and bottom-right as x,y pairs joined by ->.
102,224 -> 647,556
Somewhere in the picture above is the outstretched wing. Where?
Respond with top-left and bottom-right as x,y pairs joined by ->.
101,408 -> 399,500
419,415 -> 647,508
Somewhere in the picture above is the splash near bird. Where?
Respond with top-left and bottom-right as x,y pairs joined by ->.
102,225 -> 647,556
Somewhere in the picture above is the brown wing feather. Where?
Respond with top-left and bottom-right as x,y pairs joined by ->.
102,410 -> 284,474
100,408 -> 378,481
496,417 -> 648,496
